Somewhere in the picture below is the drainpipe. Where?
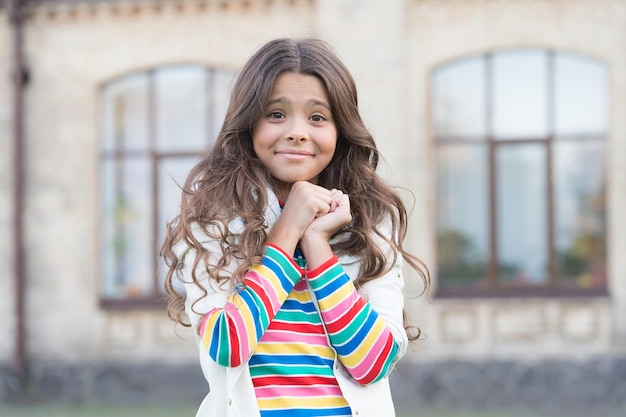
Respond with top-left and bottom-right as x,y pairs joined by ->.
6,0 -> 28,383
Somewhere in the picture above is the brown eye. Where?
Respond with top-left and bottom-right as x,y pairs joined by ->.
268,111 -> 285,119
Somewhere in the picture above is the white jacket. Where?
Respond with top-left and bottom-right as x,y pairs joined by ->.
175,189 -> 408,417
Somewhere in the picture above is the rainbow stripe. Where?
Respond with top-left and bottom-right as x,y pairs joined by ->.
197,245 -> 397,415
198,244 -> 302,367
307,256 -> 399,384
251,278 -> 351,416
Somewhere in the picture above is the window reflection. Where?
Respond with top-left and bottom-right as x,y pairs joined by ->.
209,70 -> 234,141
554,141 -> 606,288
101,74 -> 150,152
155,67 -> 209,152
437,145 -> 489,287
555,54 -> 608,136
496,144 -> 547,285
492,50 -> 548,139
433,57 -> 486,139
433,49 -> 607,296
100,66 -> 234,303
100,158 -> 153,299
116,159 -> 153,298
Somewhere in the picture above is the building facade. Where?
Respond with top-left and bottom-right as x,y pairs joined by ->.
1,0 -> 625,413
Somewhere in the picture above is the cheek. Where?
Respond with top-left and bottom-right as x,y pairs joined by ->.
325,131 -> 338,155
252,122 -> 278,146
327,142 -> 337,158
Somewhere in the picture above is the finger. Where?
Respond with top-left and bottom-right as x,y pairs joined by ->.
333,193 -> 351,217
329,188 -> 342,199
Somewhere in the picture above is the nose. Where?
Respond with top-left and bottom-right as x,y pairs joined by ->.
286,117 -> 308,142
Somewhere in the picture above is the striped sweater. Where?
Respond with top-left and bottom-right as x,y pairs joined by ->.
197,243 -> 398,415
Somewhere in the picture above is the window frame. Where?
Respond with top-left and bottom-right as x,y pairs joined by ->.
98,65 -> 232,309
432,49 -> 609,299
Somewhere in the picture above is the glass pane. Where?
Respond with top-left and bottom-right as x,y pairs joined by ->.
100,159 -> 117,296
101,157 -> 154,299
209,70 -> 235,144
493,50 -> 548,139
157,156 -> 202,293
101,74 -> 150,152
496,144 -> 547,284
554,141 -> 606,288
155,66 -> 209,152
433,57 -> 486,139
555,53 -> 608,136
437,145 -> 489,288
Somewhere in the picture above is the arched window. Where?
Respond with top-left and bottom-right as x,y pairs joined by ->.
99,65 -> 234,306
432,50 -> 607,297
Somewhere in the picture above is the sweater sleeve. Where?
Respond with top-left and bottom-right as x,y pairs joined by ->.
196,244 -> 302,367
306,256 -> 399,385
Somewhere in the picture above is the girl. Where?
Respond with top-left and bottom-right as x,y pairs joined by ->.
162,38 -> 429,417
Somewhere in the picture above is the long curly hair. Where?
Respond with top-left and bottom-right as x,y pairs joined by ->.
161,38 -> 429,340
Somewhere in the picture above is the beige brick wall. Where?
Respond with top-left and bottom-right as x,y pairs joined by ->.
1,0 -> 625,368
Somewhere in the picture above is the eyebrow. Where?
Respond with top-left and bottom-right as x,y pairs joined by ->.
266,96 -> 331,111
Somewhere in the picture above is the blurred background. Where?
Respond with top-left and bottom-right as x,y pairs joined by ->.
1,0 -> 625,416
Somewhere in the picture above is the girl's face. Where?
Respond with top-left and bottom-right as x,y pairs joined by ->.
252,71 -> 337,200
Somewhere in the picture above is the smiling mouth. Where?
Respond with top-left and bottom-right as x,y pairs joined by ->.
276,151 -> 313,161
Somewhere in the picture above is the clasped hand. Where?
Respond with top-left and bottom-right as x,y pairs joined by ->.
268,181 -> 352,264
284,181 -> 351,240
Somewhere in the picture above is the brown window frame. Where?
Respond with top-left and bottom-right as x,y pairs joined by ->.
99,65 -> 232,309
433,50 -> 608,299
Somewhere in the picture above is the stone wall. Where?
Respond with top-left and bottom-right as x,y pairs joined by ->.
2,359 -> 625,416
391,358 -> 626,416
